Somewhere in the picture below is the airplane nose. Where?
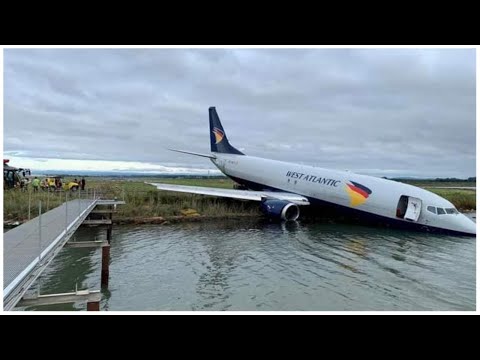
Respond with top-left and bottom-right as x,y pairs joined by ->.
460,214 -> 476,235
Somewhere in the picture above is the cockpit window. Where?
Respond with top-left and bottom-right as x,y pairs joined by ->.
445,208 -> 458,214
437,208 -> 446,215
427,206 -> 437,214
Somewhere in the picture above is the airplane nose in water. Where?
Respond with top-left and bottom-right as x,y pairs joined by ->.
460,214 -> 476,235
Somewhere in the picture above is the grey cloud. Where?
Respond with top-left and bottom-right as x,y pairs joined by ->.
3,48 -> 476,177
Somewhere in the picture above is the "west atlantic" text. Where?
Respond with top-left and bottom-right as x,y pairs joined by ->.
286,171 -> 340,187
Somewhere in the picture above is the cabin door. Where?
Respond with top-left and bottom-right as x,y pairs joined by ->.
404,197 -> 422,222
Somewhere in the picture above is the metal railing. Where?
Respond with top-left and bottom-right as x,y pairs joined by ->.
3,189 -> 100,308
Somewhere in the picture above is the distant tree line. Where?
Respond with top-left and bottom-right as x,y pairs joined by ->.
389,177 -> 475,183
50,173 -> 227,179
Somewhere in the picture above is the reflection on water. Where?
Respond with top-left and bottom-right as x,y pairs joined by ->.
22,230 -> 103,311
24,217 -> 476,311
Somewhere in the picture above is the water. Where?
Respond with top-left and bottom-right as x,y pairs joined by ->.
23,216 -> 476,311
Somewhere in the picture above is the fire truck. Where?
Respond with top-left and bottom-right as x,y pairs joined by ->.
3,159 -> 31,189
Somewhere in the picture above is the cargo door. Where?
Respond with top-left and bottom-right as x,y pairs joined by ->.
404,197 -> 422,221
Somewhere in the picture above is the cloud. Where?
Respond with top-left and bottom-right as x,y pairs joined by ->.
3,48 -> 476,177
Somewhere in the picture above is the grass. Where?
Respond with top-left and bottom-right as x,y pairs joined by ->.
4,177 -> 476,223
83,177 -> 259,219
396,179 -> 476,211
3,189 -> 67,221
426,188 -> 476,211
3,177 -> 260,222
397,180 -> 476,188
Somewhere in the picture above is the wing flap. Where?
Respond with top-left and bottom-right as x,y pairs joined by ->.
146,183 -> 310,205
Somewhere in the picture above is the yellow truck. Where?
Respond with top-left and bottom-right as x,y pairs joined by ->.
63,180 -> 79,191
44,176 -> 79,191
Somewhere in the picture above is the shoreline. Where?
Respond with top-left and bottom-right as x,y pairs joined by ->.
4,210 -> 475,229
113,213 -> 260,225
4,213 -> 260,228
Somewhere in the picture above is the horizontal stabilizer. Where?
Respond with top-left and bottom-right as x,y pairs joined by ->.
168,149 -> 216,159
146,183 -> 310,205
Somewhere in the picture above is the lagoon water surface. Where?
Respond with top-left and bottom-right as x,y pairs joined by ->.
25,217 -> 475,311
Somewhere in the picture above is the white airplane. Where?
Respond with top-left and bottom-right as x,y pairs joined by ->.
148,107 -> 476,237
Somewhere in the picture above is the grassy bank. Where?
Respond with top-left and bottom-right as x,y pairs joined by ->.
4,189 -> 66,221
425,188 -> 476,211
3,177 -> 476,223
394,180 -> 476,210
89,177 -> 260,219
3,178 -> 260,223
397,180 -> 476,188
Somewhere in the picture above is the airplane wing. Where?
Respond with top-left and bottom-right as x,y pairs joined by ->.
146,182 -> 310,205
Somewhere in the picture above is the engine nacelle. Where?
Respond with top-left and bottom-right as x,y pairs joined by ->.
260,200 -> 300,221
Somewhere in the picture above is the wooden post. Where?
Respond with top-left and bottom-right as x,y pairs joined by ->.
101,245 -> 110,288
87,301 -> 100,311
107,205 -> 113,244
106,226 -> 112,244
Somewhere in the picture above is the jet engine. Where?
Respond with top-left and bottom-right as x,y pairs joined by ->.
260,199 -> 300,221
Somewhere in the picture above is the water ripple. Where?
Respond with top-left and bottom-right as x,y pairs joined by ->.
29,218 -> 475,311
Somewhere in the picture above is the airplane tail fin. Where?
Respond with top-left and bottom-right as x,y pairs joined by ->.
209,107 -> 244,155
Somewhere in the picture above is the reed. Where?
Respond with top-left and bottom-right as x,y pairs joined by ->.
3,178 -> 260,222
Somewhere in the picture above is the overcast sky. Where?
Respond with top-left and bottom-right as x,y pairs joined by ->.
3,48 -> 476,178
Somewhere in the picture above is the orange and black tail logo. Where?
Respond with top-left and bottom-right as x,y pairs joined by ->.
345,181 -> 372,206
212,127 -> 224,144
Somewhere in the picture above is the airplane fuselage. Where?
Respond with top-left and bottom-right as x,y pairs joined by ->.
212,153 -> 476,236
